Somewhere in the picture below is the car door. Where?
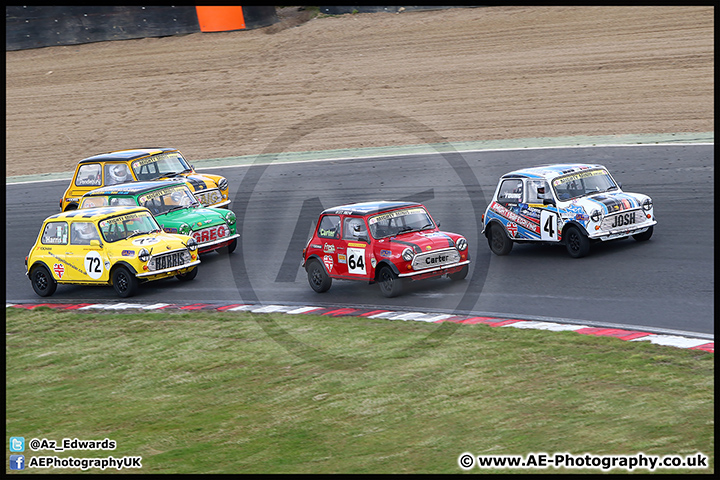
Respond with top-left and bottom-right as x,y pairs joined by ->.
64,221 -> 110,283
525,179 -> 559,242
340,216 -> 370,280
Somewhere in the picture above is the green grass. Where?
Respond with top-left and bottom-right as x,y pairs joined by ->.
5,307 -> 714,473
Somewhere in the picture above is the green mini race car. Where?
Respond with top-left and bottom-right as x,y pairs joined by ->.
80,180 -> 239,255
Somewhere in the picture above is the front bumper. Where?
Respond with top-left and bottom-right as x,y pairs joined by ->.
136,259 -> 201,278
398,260 -> 470,279
197,233 -> 239,253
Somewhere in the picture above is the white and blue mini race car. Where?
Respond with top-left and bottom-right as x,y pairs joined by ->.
482,164 -> 656,258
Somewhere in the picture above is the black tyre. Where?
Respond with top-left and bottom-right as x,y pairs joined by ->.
449,265 -> 469,281
176,266 -> 198,282
112,266 -> 138,298
306,259 -> 332,293
377,265 -> 404,298
487,223 -> 513,256
633,225 -> 654,242
565,225 -> 590,258
30,264 -> 57,297
221,238 -> 237,254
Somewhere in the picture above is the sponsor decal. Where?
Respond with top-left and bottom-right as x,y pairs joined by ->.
53,263 -> 65,278
506,222 -> 518,237
348,242 -> 367,248
552,168 -> 606,186
163,227 -> 178,233
425,245 -> 432,250
490,202 -> 541,234
338,254 -> 347,264
324,243 -> 335,253
323,254 -> 334,272
310,244 -> 322,249
379,249 -> 392,258
138,186 -> 183,203
121,250 -> 135,257
368,207 -> 426,225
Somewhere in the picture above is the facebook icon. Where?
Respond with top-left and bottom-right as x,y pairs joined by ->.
10,454 -> 25,470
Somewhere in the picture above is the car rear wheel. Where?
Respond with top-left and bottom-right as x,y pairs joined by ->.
487,223 -> 513,256
633,225 -> 653,242
306,259 -> 332,293
176,266 -> 198,282
377,265 -> 404,298
449,265 -> 469,281
30,264 -> 57,297
565,225 -> 590,258
112,266 -> 138,297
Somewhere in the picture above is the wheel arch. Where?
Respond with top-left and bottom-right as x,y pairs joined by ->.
304,254 -> 327,273
110,261 -> 138,278
373,260 -> 400,281
561,220 -> 590,242
484,218 -> 508,238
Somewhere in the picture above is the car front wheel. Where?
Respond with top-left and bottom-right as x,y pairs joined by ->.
633,225 -> 654,242
176,266 -> 198,282
449,265 -> 468,281
31,264 -> 57,297
377,265 -> 404,298
112,266 -> 138,297
306,259 -> 332,293
487,223 -> 513,256
565,225 -> 590,258
221,238 -> 237,254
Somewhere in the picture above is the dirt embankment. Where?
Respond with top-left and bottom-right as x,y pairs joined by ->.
5,6 -> 714,177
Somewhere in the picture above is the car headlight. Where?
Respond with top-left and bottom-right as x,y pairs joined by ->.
187,237 -> 197,251
179,223 -> 191,235
456,237 -> 468,251
138,248 -> 150,262
402,247 -> 414,262
218,178 -> 228,191
642,198 -> 653,211
590,209 -> 602,223
225,210 -> 236,225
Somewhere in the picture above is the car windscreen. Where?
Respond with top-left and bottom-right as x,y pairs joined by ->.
552,168 -> 617,201
368,207 -> 435,239
131,152 -> 191,181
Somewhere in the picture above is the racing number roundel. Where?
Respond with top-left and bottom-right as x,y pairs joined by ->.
347,248 -> 366,275
84,251 -> 104,279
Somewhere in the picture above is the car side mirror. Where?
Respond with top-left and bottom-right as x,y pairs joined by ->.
90,239 -> 102,247
543,198 -> 556,206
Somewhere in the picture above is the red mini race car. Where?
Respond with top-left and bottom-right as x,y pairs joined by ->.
302,201 -> 470,297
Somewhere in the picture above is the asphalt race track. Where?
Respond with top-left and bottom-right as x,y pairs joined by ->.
6,144 -> 714,336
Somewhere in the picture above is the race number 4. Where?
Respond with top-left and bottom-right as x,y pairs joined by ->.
347,248 -> 366,275
540,210 -> 558,241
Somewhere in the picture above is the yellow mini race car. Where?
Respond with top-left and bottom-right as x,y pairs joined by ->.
59,148 -> 231,211
25,206 -> 200,298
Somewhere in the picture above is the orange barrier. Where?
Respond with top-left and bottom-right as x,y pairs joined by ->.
195,6 -> 245,32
